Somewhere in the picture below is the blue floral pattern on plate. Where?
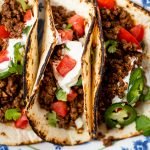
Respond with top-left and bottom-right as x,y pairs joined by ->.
0,0 -> 149,150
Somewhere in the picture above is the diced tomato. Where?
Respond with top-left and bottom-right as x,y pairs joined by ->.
52,101 -> 67,117
24,9 -> 32,22
0,25 -> 10,38
97,0 -> 116,9
56,55 -> 76,77
118,27 -> 140,48
67,90 -> 77,102
72,24 -> 84,37
68,15 -> 85,37
130,25 -> 144,42
58,29 -> 73,41
0,50 -> 9,63
15,114 -> 28,129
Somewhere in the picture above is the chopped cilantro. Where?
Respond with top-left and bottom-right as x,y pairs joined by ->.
56,89 -> 67,101
5,108 -> 21,121
23,26 -> 31,35
17,0 -> 30,11
47,111 -> 57,127
105,40 -> 118,53
136,115 -> 150,136
65,24 -> 72,29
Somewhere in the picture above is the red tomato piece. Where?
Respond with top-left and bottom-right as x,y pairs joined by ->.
56,55 -> 76,77
58,29 -> 73,41
72,24 -> 84,37
52,101 -> 67,117
97,0 -> 116,9
130,25 -> 144,42
0,50 -> 9,63
24,9 -> 32,22
15,114 -> 28,129
67,90 -> 77,102
0,25 -> 10,38
118,27 -> 140,48
68,15 -> 85,37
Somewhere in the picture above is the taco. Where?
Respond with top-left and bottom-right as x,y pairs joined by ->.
27,0 -> 95,145
94,0 -> 150,144
0,0 -> 41,145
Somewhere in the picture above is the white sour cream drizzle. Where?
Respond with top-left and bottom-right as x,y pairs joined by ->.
0,16 -> 36,73
53,41 -> 84,93
112,57 -> 138,104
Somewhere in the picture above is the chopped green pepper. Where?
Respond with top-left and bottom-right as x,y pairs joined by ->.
104,103 -> 137,128
0,43 -> 24,79
127,77 -> 144,104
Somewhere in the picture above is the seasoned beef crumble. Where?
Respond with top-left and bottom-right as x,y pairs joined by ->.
52,6 -> 79,40
0,75 -> 24,122
39,6 -> 84,129
1,0 -> 25,38
0,0 -> 29,122
98,6 -> 143,122
52,6 -> 75,30
39,45 -> 84,129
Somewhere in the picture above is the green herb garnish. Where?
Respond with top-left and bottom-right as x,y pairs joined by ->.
65,24 -> 72,29
5,108 -> 21,121
141,87 -> 150,101
105,40 -> 118,53
23,26 -> 31,35
14,42 -> 24,65
47,111 -> 57,127
56,89 -> 67,101
64,45 -> 70,51
136,115 -> 150,136
129,68 -> 143,86
76,77 -> 82,86
17,0 -> 30,11
0,43 -> 24,79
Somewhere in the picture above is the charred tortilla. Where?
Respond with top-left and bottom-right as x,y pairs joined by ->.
94,0 -> 150,142
27,0 -> 95,145
0,0 -> 41,145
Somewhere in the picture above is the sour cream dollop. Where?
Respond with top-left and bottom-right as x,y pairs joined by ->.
0,16 -> 36,73
53,41 -> 84,93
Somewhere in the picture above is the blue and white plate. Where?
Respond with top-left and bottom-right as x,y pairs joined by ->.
0,0 -> 149,150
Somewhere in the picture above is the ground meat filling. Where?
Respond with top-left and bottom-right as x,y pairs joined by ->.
0,75 -> 24,122
0,0 -> 29,122
98,6 -> 143,122
1,0 -> 25,38
52,6 -> 79,40
0,39 -> 8,51
39,6 -> 84,129
39,45 -> 84,129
